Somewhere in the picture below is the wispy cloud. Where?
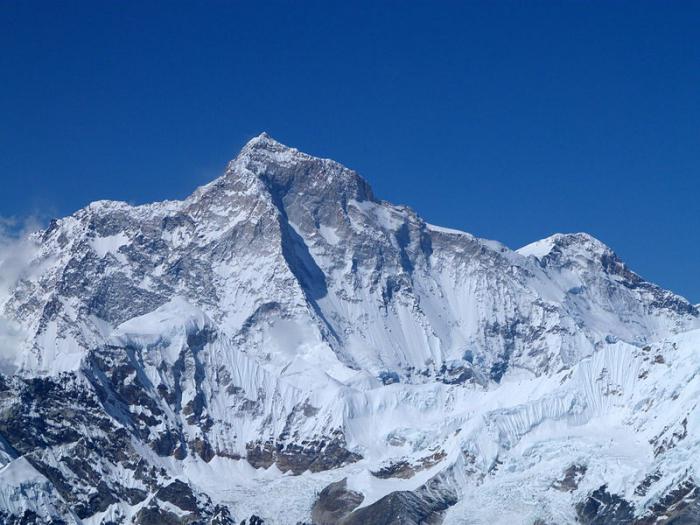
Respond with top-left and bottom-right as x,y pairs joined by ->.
0,217 -> 41,299
0,216 -> 44,373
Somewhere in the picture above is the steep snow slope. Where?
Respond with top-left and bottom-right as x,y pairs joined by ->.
0,133 -> 697,524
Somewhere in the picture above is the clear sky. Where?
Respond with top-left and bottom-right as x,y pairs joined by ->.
1,1 -> 698,302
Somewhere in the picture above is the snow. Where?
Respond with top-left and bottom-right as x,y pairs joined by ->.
110,297 -> 209,346
426,223 -> 468,235
319,224 -> 340,245
517,237 -> 556,258
108,297 -> 211,367
0,457 -> 78,524
89,232 -> 129,257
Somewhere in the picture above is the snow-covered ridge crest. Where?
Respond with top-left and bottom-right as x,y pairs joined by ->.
0,133 -> 698,524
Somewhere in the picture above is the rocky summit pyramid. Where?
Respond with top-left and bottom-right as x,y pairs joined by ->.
0,134 -> 698,524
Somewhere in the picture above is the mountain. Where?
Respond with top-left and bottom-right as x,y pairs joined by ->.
0,133 -> 698,524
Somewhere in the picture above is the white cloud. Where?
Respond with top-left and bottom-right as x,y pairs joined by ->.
0,217 -> 43,373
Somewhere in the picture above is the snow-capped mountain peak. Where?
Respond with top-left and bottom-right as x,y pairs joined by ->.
1,135 -> 698,524
230,132 -> 376,206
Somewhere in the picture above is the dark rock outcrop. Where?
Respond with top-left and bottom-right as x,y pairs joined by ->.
340,490 -> 453,525
576,485 -> 635,525
246,434 -> 361,475
311,478 -> 363,525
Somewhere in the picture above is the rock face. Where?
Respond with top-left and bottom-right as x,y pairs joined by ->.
0,133 -> 699,524
311,478 -> 363,525
340,491 -> 449,525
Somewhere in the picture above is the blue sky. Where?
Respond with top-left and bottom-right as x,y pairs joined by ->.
1,1 -> 699,301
